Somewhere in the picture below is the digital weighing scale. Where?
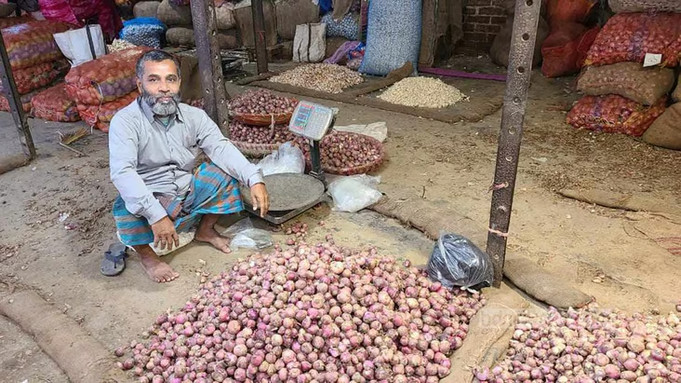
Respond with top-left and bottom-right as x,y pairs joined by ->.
240,100 -> 336,225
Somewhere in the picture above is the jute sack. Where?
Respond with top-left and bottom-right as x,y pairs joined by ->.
157,0 -> 192,27
673,74 -> 681,103
275,0 -> 319,40
642,103 -> 681,150
490,15 -> 549,68
577,62 -> 675,106
133,1 -> 160,18
166,27 -> 239,49
234,0 -> 277,47
215,2 -> 237,30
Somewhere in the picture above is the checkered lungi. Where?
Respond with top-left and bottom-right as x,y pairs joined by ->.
113,162 -> 243,247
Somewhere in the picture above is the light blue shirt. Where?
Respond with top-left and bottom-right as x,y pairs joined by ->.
109,98 -> 263,224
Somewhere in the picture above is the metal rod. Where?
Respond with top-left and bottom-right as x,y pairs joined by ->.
485,0 -> 542,287
0,29 -> 35,160
190,0 -> 232,135
251,0 -> 269,74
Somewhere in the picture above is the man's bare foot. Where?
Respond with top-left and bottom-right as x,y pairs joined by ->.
134,245 -> 179,283
195,227 -> 232,254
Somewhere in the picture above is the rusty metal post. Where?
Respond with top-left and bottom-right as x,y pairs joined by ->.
485,0 -> 542,287
251,0 -> 269,74
0,30 -> 35,160
190,0 -> 231,136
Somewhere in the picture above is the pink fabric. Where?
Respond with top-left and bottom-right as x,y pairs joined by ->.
38,0 -> 122,42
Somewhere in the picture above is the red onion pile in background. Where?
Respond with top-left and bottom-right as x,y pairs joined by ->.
476,305 -> 681,382
116,233 -> 486,383
228,89 -> 298,116
229,121 -> 297,144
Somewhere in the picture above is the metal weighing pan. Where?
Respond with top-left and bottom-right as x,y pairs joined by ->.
240,173 -> 327,224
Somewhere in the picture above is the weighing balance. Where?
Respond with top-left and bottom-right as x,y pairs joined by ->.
240,100 -> 336,225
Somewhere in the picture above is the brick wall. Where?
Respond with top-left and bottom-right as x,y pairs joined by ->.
462,0 -> 508,51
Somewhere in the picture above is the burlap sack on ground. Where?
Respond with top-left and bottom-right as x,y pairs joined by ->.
166,27 -> 239,49
275,0 -> 319,40
673,74 -> 681,103
577,63 -> 674,106
234,0 -> 277,47
157,0 -> 192,27
609,0 -> 681,13
176,53 -> 202,102
133,1 -> 160,18
642,103 -> 681,150
490,15 -> 549,68
215,2 -> 237,30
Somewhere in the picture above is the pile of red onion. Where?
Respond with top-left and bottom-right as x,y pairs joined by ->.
475,305 -> 681,382
229,120 -> 297,144
116,235 -> 486,383
292,131 -> 384,174
228,89 -> 298,116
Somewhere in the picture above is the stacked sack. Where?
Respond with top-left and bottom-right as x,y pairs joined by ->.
120,17 -> 167,49
31,83 -> 80,122
65,47 -> 151,132
490,0 -> 549,69
0,20 -> 73,113
158,0 -> 241,49
540,0 -> 600,78
276,0 -> 320,59
569,4 -> 681,140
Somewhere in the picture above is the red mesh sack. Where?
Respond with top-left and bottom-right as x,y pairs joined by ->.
65,46 -> 150,106
547,0 -> 596,25
541,23 -> 599,78
566,95 -> 666,137
31,83 -> 80,122
95,121 -> 110,133
0,59 -> 70,95
0,87 -> 44,113
0,15 -> 35,29
585,13 -> 681,67
77,91 -> 139,127
1,20 -> 72,70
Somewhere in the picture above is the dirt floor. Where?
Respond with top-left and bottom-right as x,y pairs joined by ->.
1,55 -> 680,382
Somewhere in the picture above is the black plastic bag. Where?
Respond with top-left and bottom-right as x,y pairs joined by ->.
426,233 -> 494,290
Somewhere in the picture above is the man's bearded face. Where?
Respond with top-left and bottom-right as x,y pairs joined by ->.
138,59 -> 182,116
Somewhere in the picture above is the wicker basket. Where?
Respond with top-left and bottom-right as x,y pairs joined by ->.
232,140 -> 282,158
232,111 -> 293,126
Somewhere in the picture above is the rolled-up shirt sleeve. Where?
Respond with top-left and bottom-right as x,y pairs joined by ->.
109,115 -> 168,225
195,112 -> 264,187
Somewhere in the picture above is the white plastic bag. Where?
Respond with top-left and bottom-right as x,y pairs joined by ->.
223,218 -> 273,250
333,122 -> 388,142
53,25 -> 106,67
258,142 -> 305,176
293,23 -> 327,63
328,175 -> 382,213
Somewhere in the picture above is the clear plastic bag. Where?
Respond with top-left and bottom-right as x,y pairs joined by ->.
426,233 -> 494,290
328,175 -> 382,213
223,218 -> 273,250
258,142 -> 305,176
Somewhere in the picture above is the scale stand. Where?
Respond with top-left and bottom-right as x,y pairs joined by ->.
240,101 -> 336,225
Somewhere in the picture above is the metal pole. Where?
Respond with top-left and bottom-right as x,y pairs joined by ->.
251,0 -> 269,74
485,0 -> 542,287
0,30 -> 35,160
190,0 -> 232,136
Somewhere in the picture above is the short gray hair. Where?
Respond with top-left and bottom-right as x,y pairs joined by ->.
136,50 -> 181,79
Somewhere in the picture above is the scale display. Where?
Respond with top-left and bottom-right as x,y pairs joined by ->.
289,100 -> 334,141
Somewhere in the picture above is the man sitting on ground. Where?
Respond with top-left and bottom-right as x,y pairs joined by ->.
106,49 -> 269,283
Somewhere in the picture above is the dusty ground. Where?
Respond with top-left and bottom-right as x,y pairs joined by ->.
1,55 -> 680,382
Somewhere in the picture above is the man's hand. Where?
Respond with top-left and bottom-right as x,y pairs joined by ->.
250,183 -> 269,218
151,216 -> 179,251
